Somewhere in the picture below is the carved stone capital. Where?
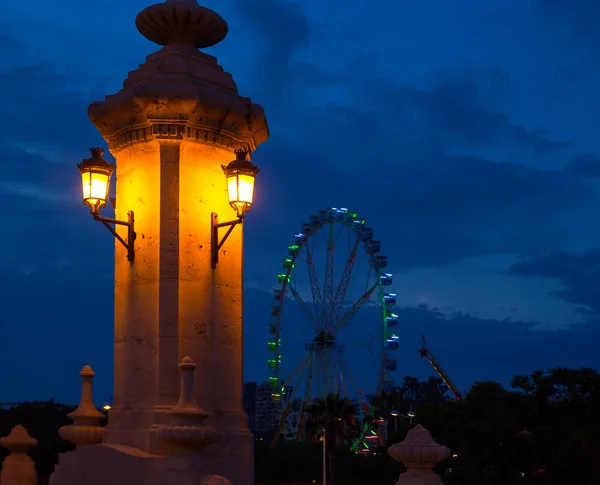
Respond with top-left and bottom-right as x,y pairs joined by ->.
108,120 -> 249,152
88,44 -> 268,154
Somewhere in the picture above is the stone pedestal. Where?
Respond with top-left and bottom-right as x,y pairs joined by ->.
51,1 -> 268,484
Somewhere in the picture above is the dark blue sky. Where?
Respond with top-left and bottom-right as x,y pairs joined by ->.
1,0 -> 600,405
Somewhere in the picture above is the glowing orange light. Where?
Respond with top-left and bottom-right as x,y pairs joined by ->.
221,148 -> 259,217
77,148 -> 114,215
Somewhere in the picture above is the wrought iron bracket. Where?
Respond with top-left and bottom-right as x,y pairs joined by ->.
211,212 -> 243,269
93,210 -> 136,262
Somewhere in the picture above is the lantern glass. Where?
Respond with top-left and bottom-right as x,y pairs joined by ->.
81,169 -> 111,211
226,172 -> 255,215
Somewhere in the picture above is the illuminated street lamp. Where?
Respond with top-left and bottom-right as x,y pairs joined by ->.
222,148 -> 260,217
77,148 -> 136,262
211,148 -> 259,268
390,405 -> 416,428
78,147 -> 114,215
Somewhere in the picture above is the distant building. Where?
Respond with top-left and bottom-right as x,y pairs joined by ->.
243,381 -> 280,438
242,382 -> 257,432
254,381 -> 279,435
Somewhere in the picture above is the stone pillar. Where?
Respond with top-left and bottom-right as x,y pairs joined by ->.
53,1 -> 267,484
388,425 -> 450,485
0,425 -> 38,485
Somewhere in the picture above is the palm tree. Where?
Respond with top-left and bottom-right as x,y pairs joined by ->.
370,387 -> 409,445
304,392 -> 356,485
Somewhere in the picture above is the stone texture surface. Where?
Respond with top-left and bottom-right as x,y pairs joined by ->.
388,425 -> 450,485
156,357 -> 218,450
88,43 -> 268,153
50,444 -> 232,485
136,0 -> 228,48
0,425 -> 38,485
58,365 -> 105,447
51,1 -> 268,485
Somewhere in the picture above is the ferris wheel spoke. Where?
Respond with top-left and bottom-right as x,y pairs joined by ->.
330,280 -> 379,336
329,232 -> 361,322
367,344 -> 379,369
305,243 -> 324,327
330,352 -> 342,395
287,281 -> 320,329
319,351 -> 333,397
315,351 -> 328,397
327,349 -> 343,395
281,333 -> 313,341
364,264 -> 373,294
295,351 -> 315,440
331,352 -> 348,397
337,353 -> 371,414
368,322 -> 383,346
322,222 -> 335,328
271,353 -> 311,446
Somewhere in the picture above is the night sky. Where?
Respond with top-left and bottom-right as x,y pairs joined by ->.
1,0 -> 600,406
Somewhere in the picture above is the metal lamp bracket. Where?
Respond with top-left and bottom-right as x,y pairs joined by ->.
93,210 -> 136,262
211,212 -> 243,268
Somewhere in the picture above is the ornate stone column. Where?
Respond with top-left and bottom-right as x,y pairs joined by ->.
52,1 -> 267,484
388,425 -> 450,485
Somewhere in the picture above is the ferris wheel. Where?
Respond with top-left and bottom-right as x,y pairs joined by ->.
267,207 -> 399,444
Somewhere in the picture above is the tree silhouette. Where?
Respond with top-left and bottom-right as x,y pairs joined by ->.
304,392 -> 356,485
0,400 -> 76,480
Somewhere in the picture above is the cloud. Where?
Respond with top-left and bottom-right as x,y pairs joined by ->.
232,0 -> 310,96
0,32 -> 19,53
243,288 -> 600,393
0,61 -> 101,149
246,140 -> 593,283
537,0 -> 600,48
0,181 -> 71,203
508,248 -> 600,313
564,154 -> 600,178
363,76 -> 571,155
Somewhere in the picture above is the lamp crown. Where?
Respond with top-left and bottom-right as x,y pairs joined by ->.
222,148 -> 259,175
90,147 -> 105,158
234,148 -> 249,160
78,148 -> 115,173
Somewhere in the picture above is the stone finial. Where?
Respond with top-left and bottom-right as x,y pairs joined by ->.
136,0 -> 228,48
157,357 -> 218,450
170,356 -> 209,417
58,365 -> 105,447
0,425 -> 38,485
388,425 -> 450,485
